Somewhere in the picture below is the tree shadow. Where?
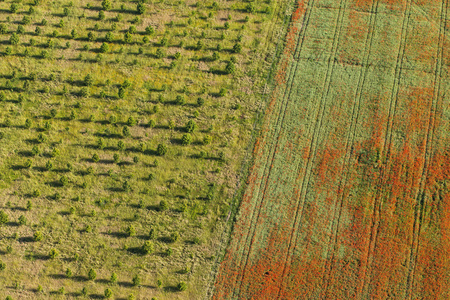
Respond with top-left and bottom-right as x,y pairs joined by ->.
48,274 -> 66,280
18,236 -> 35,243
102,231 -> 128,239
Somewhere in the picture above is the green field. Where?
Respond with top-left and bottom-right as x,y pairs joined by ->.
214,0 -> 450,298
0,0 -> 290,299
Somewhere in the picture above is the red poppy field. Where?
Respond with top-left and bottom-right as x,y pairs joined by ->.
213,0 -> 450,298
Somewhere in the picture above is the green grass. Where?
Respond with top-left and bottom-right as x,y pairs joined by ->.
0,0 -> 290,298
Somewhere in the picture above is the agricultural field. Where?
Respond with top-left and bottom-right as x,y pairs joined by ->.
214,0 -> 450,298
0,0 -> 291,299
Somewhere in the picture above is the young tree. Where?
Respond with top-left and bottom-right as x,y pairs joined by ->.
100,42 -> 109,53
104,288 -> 113,298
0,211 -> 8,225
33,231 -> 43,241
156,144 -> 167,156
102,0 -> 111,10
132,274 -> 141,286
110,272 -> 118,284
185,120 -> 197,133
84,74 -> 93,86
141,241 -> 154,254
225,61 -> 236,75
137,2 -> 145,14
177,281 -> 187,291
88,268 -> 96,281
181,134 -> 192,145
10,33 -> 19,45
49,248 -> 59,259
126,225 -> 136,237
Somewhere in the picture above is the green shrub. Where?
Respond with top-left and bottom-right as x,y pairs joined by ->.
105,32 -> 113,42
127,116 -> 137,126
170,231 -> 179,243
203,135 -> 212,145
156,48 -> 165,58
117,141 -> 125,151
18,215 -> 26,225
92,153 -> 100,162
87,31 -> 95,42
123,181 -> 131,192
122,126 -> 131,137
10,3 -> 18,13
118,86 -> 126,98
219,88 -> 227,97
66,268 -> 73,278
124,32 -> 132,44
17,25 -> 25,34
0,211 -> 8,225
32,189 -> 41,197
132,274 -> 141,286
141,240 -> 154,254
98,10 -> 105,20
176,95 -> 185,105
24,118 -> 32,129
102,0 -> 111,10
233,43 -> 242,53
88,268 -> 96,280
246,3 -> 255,13
126,225 -> 136,237
10,33 -> 19,45
84,74 -> 93,86
31,145 -> 40,156
159,200 -> 168,211
185,120 -> 197,133
100,42 -> 109,53
0,24 -> 7,34
57,287 -> 65,295
104,288 -> 113,298
110,272 -> 118,284
145,26 -> 154,35
60,176 -> 68,186
97,138 -> 105,150
49,248 -> 58,259
148,227 -> 156,240
225,61 -> 236,74
177,281 -> 187,291
157,144 -> 167,156
0,261 -> 6,270
137,2 -> 146,14
26,200 -> 33,211
33,231 -> 43,241
24,159 -> 32,169
181,134 -> 192,145
37,133 -> 46,143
